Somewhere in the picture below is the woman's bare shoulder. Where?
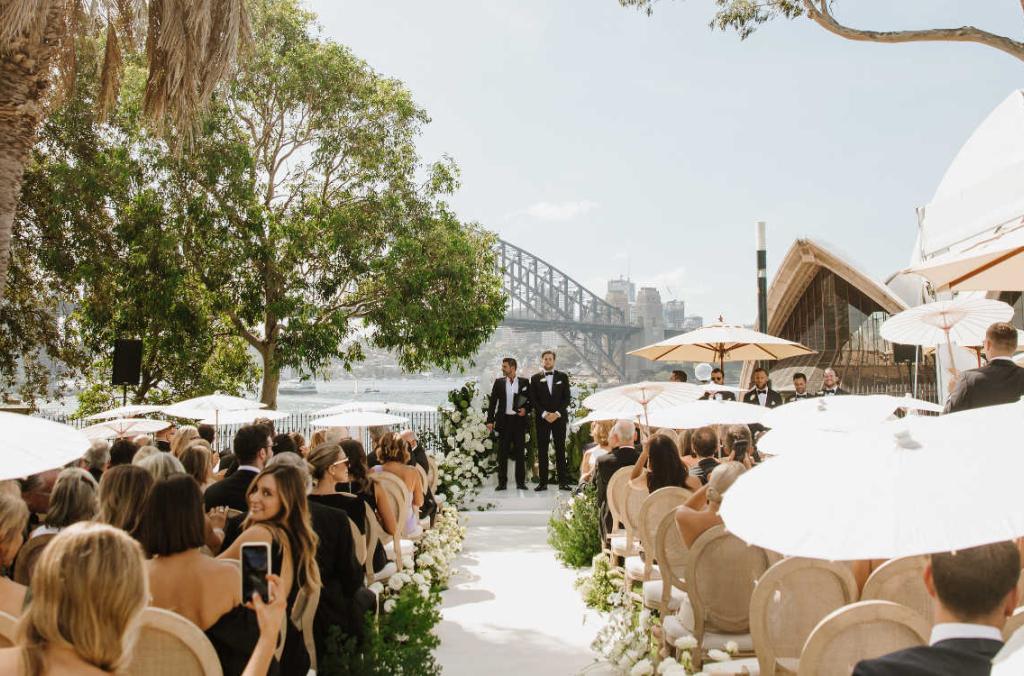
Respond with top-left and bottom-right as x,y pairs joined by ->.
0,647 -> 20,672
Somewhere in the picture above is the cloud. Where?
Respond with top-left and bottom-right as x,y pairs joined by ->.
517,200 -> 600,222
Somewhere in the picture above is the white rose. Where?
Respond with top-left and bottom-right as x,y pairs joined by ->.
388,575 -> 405,591
446,436 -> 456,446
395,633 -> 409,643
673,635 -> 698,650
383,598 -> 396,613
656,658 -> 683,674
451,411 -> 461,422
629,659 -> 654,676
412,573 -> 426,585
723,640 -> 739,655
707,649 -> 730,662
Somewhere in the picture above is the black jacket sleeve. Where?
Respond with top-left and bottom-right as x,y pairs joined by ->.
486,378 -> 501,424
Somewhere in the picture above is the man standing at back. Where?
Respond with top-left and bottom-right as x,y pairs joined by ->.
485,357 -> 532,491
204,424 -> 269,512
816,367 -> 847,396
595,419 -> 641,540
945,322 -> 1024,413
854,540 -> 1019,676
530,350 -> 572,491
743,367 -> 783,408
788,372 -> 814,402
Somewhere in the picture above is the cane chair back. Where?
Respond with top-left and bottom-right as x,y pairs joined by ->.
128,607 -> 223,676
0,611 -> 15,647
861,555 -> 933,626
363,502 -> 387,582
427,456 -> 439,494
797,600 -> 929,676
638,487 -> 690,578
1005,607 -> 1024,641
654,510 -> 689,614
415,466 -> 429,498
750,557 -> 859,676
13,533 -> 57,586
370,474 -> 409,569
605,467 -> 632,540
347,516 -> 367,566
686,525 -> 770,638
622,482 -> 649,552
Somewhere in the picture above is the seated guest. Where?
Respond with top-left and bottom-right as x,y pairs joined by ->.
170,424 -> 200,457
180,443 -> 216,492
205,424 -> 269,512
28,468 -> 97,541
334,440 -> 392,574
0,523 -> 148,675
595,419 -> 642,539
674,461 -> 746,547
401,429 -> 436,521
324,426 -> 350,444
945,322 -> 1024,413
197,423 -> 216,447
678,429 -> 699,469
630,434 -> 701,492
97,465 -> 154,536
273,433 -> 298,456
136,451 -> 186,481
366,426 -> 389,468
689,426 -> 721,485
79,440 -> 109,482
138,475 -> 259,676
579,420 -> 611,484
789,372 -> 813,401
131,444 -> 160,463
290,432 -> 308,456
218,464 -> 322,674
107,437 -> 139,467
372,433 -> 425,536
722,424 -> 758,466
854,540 -> 1020,676
0,493 -> 29,616
155,422 -> 176,453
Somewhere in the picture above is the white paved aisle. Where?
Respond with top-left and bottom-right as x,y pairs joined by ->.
436,486 -> 613,676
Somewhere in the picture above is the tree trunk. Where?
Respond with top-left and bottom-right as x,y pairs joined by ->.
0,1 -> 65,303
259,359 -> 280,410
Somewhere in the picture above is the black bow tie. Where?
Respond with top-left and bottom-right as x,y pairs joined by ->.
544,371 -> 554,376
756,389 -> 767,394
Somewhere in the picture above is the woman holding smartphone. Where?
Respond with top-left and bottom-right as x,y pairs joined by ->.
219,464 -> 322,675
630,433 -> 701,492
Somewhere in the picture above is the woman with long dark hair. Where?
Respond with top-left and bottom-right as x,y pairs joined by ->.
630,433 -> 701,492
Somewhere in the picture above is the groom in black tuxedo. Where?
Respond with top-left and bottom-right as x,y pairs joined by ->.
530,350 -> 571,491
742,367 -> 784,408
486,357 -> 532,491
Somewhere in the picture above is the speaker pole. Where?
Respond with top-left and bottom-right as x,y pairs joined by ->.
122,384 -> 128,407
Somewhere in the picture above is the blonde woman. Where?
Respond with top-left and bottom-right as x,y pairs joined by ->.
97,465 -> 154,536
674,461 -> 746,547
0,493 -> 29,616
0,522 -> 148,675
136,452 -> 186,481
371,433 -> 424,535
179,443 -> 215,491
579,420 -> 612,484
30,468 -> 97,540
170,425 -> 200,457
131,444 -> 160,464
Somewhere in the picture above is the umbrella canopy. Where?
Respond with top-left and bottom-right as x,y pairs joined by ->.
314,401 -> 437,416
903,222 -> 1024,292
628,319 -> 815,371
582,381 -> 705,421
765,394 -> 939,433
310,411 -> 409,428
645,400 -> 769,429
81,418 -> 171,440
721,400 -> 1024,559
570,409 -> 636,429
162,394 -> 266,421
200,409 -> 291,426
84,404 -> 165,421
0,412 -> 91,481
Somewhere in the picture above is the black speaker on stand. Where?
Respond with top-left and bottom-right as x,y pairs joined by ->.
112,339 -> 143,406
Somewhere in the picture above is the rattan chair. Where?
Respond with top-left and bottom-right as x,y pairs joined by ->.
750,557 -> 859,675
625,486 -> 690,594
127,607 -> 223,676
427,456 -> 443,505
347,516 -> 367,566
650,509 -> 689,615
370,474 -> 416,570
861,555 -> 933,626
13,532 -> 57,586
363,502 -> 396,583
797,600 -> 929,676
0,610 -> 16,648
663,525 -> 770,669
604,466 -> 632,554
1003,606 -> 1024,641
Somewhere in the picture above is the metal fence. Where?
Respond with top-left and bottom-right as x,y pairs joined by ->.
39,409 -> 443,453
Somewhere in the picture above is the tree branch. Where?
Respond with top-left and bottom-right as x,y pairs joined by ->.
802,0 -> 1024,61
227,311 -> 264,353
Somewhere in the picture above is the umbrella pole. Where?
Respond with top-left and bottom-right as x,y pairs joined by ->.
944,327 -> 959,377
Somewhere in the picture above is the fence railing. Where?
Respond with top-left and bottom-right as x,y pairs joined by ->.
39,409 -> 443,453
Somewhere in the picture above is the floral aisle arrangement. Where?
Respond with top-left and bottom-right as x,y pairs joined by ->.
574,552 -> 623,612
421,381 -> 494,509
321,503 -> 467,675
548,483 -> 603,567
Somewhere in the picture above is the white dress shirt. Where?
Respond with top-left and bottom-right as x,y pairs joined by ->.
505,377 -> 517,414
929,622 -> 1002,645
756,389 -> 767,406
545,371 -> 554,394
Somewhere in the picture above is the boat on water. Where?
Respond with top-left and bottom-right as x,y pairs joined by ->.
279,379 -> 318,394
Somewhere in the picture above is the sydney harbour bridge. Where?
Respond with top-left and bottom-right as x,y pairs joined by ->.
493,239 -> 638,381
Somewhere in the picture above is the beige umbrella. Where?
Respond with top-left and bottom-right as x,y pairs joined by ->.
582,381 -> 705,427
903,222 -> 1024,292
628,317 -> 816,372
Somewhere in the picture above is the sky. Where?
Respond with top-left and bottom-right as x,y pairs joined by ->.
310,0 -> 1024,323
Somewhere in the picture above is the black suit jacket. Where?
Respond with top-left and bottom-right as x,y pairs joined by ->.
485,377 -> 532,430
700,391 -> 736,402
204,468 -> 259,512
853,637 -> 1002,676
944,358 -> 1024,414
743,387 -> 784,408
816,387 -> 848,396
787,392 -> 816,403
530,370 -> 571,421
595,446 -> 641,534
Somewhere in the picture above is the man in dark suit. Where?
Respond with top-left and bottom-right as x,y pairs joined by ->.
485,357 -> 532,491
204,424 -> 269,512
743,367 -> 784,408
787,371 -> 814,402
700,367 -> 737,401
595,419 -> 641,540
854,540 -> 1019,676
530,350 -> 572,491
816,367 -> 848,396
945,322 -> 1024,413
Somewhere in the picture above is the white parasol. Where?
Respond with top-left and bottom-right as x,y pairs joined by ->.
84,404 -> 165,421
314,400 -> 437,416
200,409 -> 291,426
81,418 -> 171,440
645,400 -> 770,429
721,399 -> 1024,559
310,411 -> 409,428
582,381 -> 705,426
162,394 -> 267,428
879,298 -> 1014,377
628,318 -> 815,371
902,222 -> 1024,293
0,412 -> 91,480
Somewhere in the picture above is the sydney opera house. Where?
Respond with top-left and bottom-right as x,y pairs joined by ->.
757,90 -> 1024,401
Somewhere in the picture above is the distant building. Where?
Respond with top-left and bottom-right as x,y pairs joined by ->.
607,277 -> 636,303
605,289 -> 630,324
634,287 -> 664,329
663,300 -> 687,329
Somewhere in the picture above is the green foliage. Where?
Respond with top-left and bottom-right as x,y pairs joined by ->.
548,483 -> 603,568
574,552 -> 624,612
321,586 -> 442,676
620,0 -> 804,39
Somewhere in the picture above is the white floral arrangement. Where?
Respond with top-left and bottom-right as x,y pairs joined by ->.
428,381 -> 494,508
591,598 -> 658,673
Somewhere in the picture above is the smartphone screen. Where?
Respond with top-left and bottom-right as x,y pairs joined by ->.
241,544 -> 270,603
